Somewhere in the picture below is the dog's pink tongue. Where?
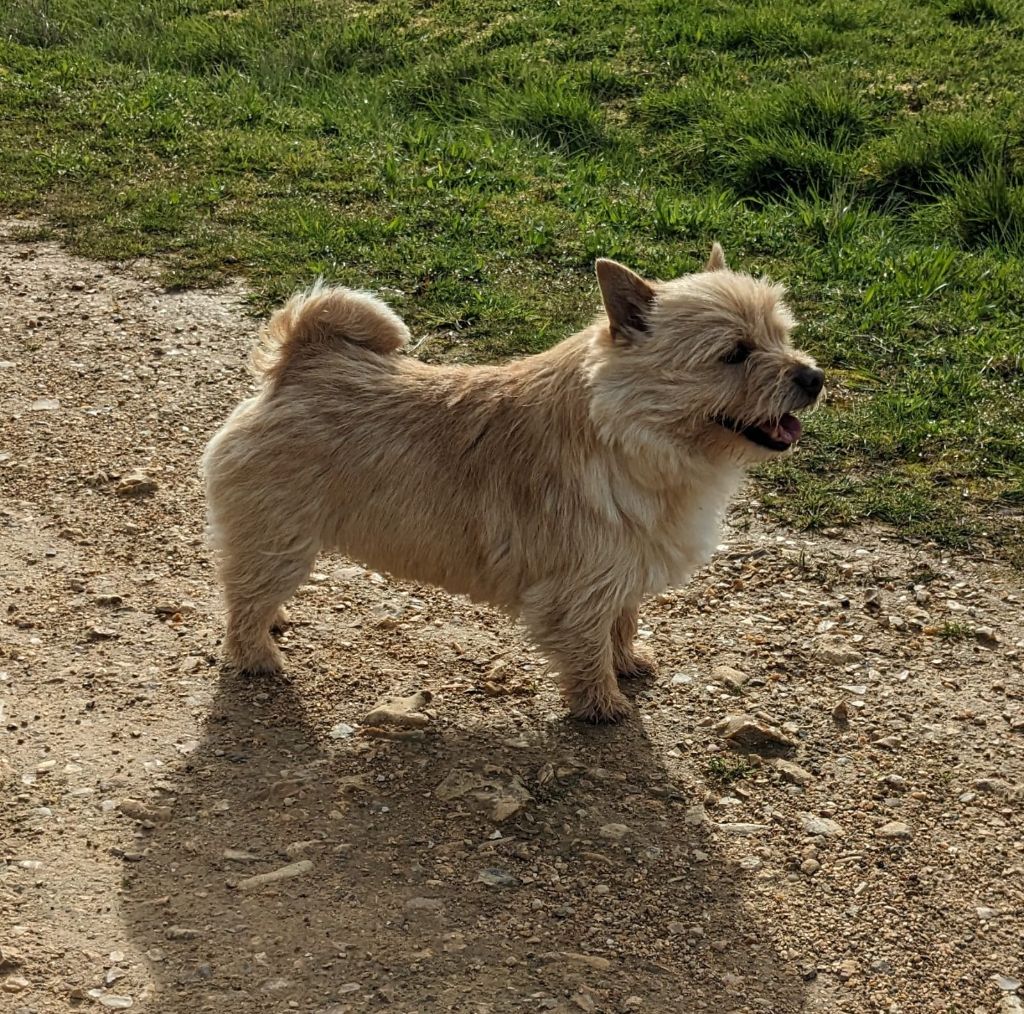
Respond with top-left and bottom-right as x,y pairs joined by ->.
770,414 -> 802,445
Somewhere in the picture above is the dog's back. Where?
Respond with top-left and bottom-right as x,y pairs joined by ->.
201,285 -> 601,615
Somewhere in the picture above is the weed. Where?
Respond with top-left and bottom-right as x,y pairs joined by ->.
707,755 -> 753,785
937,620 -> 972,640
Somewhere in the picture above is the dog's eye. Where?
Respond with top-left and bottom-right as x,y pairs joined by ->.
722,343 -> 752,365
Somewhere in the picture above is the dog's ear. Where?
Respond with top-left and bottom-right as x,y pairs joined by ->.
704,242 -> 727,272
595,259 -> 656,346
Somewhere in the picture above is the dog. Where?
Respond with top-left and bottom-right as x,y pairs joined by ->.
201,244 -> 823,722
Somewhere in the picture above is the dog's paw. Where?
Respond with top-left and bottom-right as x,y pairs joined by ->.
568,688 -> 633,724
227,640 -> 284,677
616,651 -> 658,681
270,607 -> 292,635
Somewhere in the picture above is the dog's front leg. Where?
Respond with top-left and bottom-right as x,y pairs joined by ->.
611,605 -> 657,680
523,596 -> 631,723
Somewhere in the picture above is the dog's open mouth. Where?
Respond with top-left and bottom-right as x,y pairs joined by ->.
717,413 -> 803,452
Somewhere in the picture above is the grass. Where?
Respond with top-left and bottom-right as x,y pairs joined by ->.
706,755 -> 753,785
1,0 -> 1023,562
937,620 -> 972,640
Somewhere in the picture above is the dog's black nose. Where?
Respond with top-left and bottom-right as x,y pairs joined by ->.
792,366 -> 825,397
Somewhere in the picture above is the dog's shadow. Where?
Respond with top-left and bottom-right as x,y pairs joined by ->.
123,670 -> 807,1013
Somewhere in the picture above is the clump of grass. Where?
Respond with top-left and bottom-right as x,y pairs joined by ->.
862,115 -> 1004,207
495,78 -> 607,155
937,620 -> 972,640
704,8 -> 834,57
942,165 -> 1024,251
944,0 -> 1005,26
707,755 -> 753,785
392,52 -> 490,117
720,131 -> 848,199
0,0 -> 65,47
581,64 -> 640,102
774,84 -> 873,150
697,83 -> 872,198
321,16 -> 409,73
636,84 -> 718,135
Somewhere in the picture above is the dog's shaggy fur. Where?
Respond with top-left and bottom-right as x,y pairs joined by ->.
202,246 -> 823,721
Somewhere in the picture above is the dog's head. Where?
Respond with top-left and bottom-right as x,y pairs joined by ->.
591,245 -> 824,465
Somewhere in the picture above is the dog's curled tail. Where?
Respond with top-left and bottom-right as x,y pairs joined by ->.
252,281 -> 410,385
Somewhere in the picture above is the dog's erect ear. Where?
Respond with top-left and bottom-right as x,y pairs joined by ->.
595,259 -> 656,346
704,242 -> 727,272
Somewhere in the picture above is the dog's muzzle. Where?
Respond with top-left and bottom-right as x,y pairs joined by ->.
716,366 -> 825,452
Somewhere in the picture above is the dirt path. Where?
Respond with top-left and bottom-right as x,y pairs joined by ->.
1,221 -> 1022,1014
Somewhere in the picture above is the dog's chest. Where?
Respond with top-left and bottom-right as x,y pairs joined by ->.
607,470 -> 740,594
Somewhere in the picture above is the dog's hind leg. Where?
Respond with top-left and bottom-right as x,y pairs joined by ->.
218,537 -> 318,676
611,605 -> 657,680
523,589 -> 631,723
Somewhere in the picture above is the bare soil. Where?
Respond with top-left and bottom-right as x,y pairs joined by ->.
1,221 -> 1022,1014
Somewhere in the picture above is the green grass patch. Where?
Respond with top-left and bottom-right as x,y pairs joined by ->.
1,0 -> 1023,562
706,755 -> 754,785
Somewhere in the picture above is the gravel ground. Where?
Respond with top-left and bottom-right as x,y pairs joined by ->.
1,220 -> 1023,1014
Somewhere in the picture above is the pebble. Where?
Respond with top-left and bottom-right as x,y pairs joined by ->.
817,643 -> 864,666
164,926 -> 202,940
718,714 -> 796,750
328,722 -> 356,740
717,823 -> 770,836
598,823 -> 631,841
87,991 -> 133,1009
434,769 -> 532,823
711,665 -> 748,691
87,626 -> 119,642
115,472 -> 158,497
404,897 -> 444,913
800,815 -> 844,838
118,799 -> 170,823
223,849 -> 261,862
995,975 -> 1022,992
559,952 -> 611,972
876,821 -> 912,840
236,860 -> 313,891
476,868 -> 519,888
362,690 -> 432,729
771,758 -> 814,786
3,976 -> 30,993
974,626 -> 999,645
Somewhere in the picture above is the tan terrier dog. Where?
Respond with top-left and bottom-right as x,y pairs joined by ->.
202,245 -> 823,721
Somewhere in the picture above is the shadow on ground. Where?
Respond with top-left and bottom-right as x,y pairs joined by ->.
122,670 -> 806,1013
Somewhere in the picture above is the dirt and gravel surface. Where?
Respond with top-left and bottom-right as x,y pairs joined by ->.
2,219 -> 1023,1014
